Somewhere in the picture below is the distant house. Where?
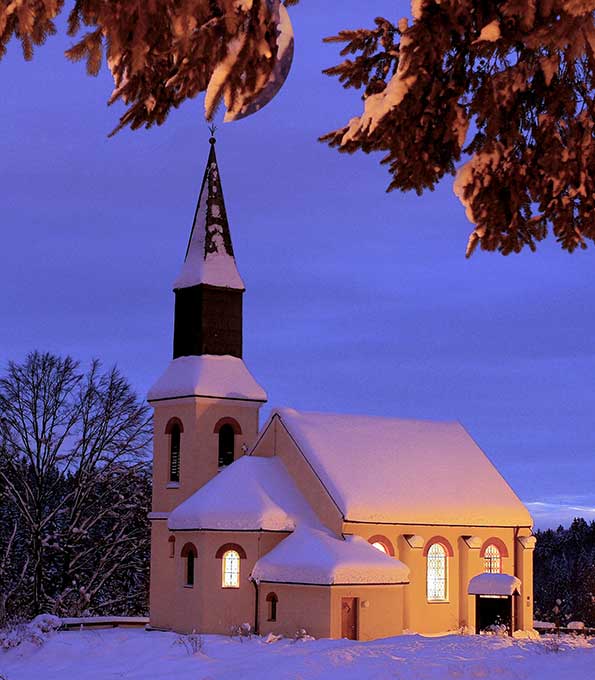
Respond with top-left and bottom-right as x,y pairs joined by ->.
147,138 -> 536,640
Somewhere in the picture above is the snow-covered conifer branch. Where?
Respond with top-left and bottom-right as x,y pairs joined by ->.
323,0 -> 595,256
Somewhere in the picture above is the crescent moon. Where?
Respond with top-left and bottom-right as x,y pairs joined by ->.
224,3 -> 295,122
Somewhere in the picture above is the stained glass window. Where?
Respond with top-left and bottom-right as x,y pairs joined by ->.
222,550 -> 240,588
484,544 -> 502,573
427,543 -> 447,601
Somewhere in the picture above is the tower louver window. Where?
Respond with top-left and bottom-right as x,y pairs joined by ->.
218,424 -> 235,467
170,424 -> 181,483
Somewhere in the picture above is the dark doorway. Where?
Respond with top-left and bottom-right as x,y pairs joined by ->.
475,595 -> 513,634
341,598 -> 358,640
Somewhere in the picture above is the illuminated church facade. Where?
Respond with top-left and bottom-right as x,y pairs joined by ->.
147,138 -> 535,640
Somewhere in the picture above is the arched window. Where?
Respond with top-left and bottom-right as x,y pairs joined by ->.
266,592 -> 278,622
165,419 -> 182,483
427,543 -> 448,601
222,550 -> 241,588
368,535 -> 395,556
218,424 -> 235,468
484,544 -> 502,573
168,535 -> 175,558
181,543 -> 197,587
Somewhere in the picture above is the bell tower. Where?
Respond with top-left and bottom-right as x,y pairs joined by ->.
147,134 -> 266,631
148,134 -> 267,511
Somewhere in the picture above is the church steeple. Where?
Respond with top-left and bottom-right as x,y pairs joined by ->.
172,137 -> 244,359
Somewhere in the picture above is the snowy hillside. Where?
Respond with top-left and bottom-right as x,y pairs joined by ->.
2,628 -> 595,680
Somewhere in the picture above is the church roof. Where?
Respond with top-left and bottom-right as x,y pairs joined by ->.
147,355 -> 266,403
173,138 -> 245,291
251,526 -> 410,585
269,408 -> 533,528
168,456 -> 321,532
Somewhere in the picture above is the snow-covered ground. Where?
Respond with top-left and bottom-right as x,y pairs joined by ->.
2,628 -> 595,680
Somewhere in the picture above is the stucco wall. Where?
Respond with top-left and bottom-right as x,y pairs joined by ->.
515,533 -> 535,630
150,396 -> 262,514
344,523 -> 532,633
328,585 -> 405,640
258,584 -> 331,639
149,520 -> 176,630
257,584 -> 404,640
151,530 -> 287,634
255,417 -> 344,534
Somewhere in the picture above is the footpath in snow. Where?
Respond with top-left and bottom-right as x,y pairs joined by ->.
2,628 -> 595,680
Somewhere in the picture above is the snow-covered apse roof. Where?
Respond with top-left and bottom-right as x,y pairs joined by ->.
168,456 -> 321,532
251,527 -> 410,585
272,409 -> 532,527
173,140 -> 245,291
148,355 -> 267,402
468,573 -> 521,596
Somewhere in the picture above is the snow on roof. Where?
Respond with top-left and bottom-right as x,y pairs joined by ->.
468,573 -> 521,596
251,527 -> 410,585
272,408 -> 532,527
168,456 -> 321,532
148,355 -> 266,403
173,141 -> 245,291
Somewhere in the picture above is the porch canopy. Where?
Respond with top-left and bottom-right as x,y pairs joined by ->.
468,573 -> 521,596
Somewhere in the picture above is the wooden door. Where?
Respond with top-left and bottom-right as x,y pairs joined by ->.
341,598 -> 358,640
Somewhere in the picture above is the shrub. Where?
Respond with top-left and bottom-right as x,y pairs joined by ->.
174,630 -> 202,656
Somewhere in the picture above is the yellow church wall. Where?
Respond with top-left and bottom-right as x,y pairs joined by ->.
257,584 -> 332,639
151,530 -> 287,634
343,523 -> 531,633
150,396 -> 263,514
257,584 -> 405,641
149,520 -> 177,630
255,418 -> 344,534
249,419 -> 276,457
515,534 -> 536,631
328,586 -> 405,640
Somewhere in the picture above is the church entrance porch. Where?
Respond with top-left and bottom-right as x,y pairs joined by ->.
475,595 -> 513,634
341,598 -> 358,640
468,573 -> 522,635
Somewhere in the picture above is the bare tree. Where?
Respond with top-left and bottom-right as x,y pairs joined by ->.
0,352 -> 151,618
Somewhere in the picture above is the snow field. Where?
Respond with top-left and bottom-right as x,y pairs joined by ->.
2,628 -> 594,680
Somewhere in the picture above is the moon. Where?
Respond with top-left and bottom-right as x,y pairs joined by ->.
224,3 -> 295,122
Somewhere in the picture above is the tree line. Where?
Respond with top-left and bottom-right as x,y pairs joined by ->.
534,518 -> 595,627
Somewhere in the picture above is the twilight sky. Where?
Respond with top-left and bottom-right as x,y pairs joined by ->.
2,2 -> 594,529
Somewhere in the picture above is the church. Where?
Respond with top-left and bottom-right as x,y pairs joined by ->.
147,137 -> 536,641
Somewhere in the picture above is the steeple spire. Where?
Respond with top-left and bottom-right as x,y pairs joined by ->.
172,137 -> 245,359
173,135 -> 245,291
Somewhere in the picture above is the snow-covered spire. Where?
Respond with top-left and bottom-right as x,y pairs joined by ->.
171,135 -> 245,359
173,135 -> 245,291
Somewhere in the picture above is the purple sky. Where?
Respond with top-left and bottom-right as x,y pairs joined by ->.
2,2 -> 594,529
